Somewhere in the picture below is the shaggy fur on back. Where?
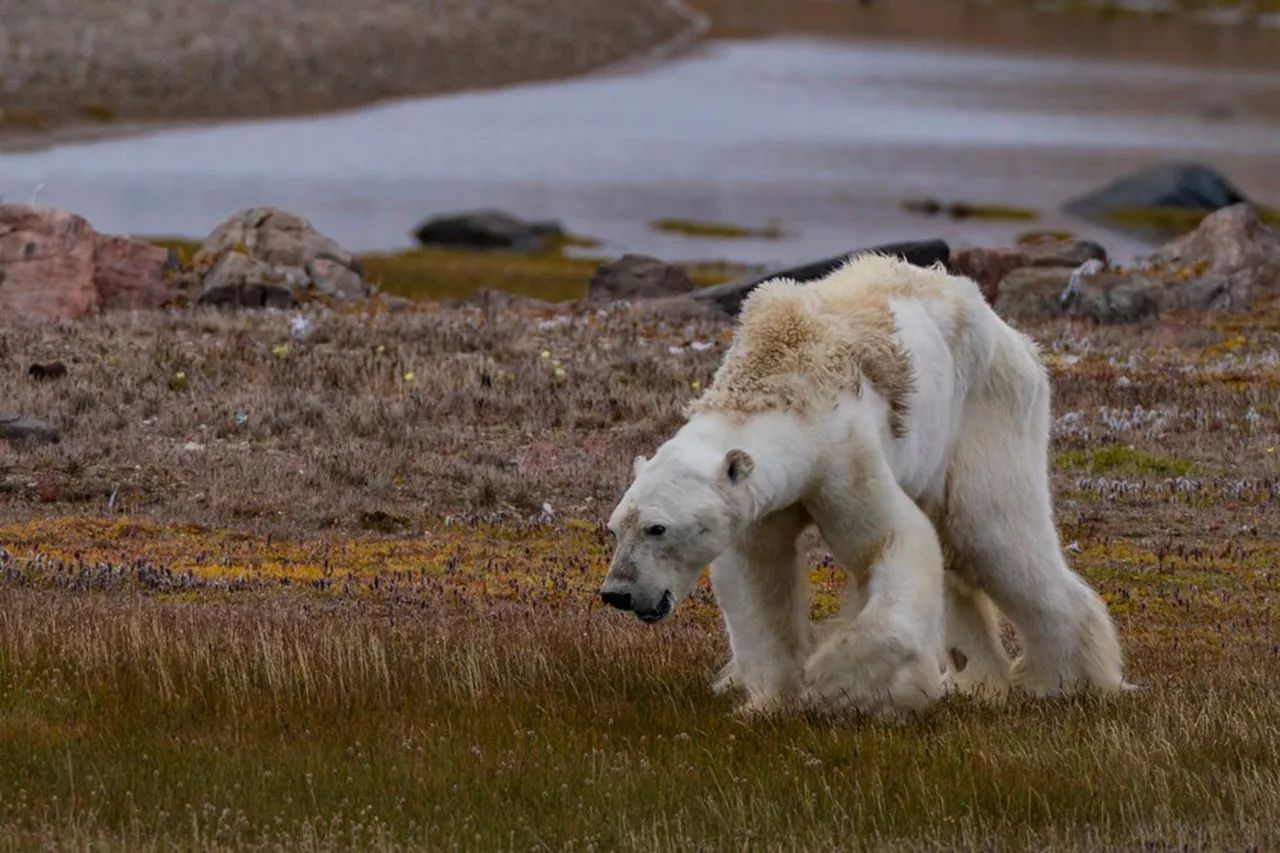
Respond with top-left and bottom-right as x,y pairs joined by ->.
690,255 -> 925,437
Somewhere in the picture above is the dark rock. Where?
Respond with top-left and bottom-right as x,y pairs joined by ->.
28,361 -> 68,381
1064,162 -> 1249,237
197,252 -> 299,309
192,208 -> 370,306
413,210 -> 563,252
0,413 -> 60,444
588,254 -> 694,302
691,239 -> 950,315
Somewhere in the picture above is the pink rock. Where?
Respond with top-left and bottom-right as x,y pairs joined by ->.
94,234 -> 172,311
949,247 -> 1029,303
0,204 -> 173,322
0,205 -> 98,322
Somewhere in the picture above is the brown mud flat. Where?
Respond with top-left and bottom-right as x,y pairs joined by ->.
0,0 -> 702,148
692,0 -> 1280,70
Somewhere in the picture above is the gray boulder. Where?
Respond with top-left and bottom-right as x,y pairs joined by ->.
198,252 -> 299,309
413,210 -> 563,252
1151,203 -> 1280,312
691,239 -> 950,315
193,208 -> 370,307
588,254 -> 694,302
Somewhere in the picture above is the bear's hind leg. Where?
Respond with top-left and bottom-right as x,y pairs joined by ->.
944,337 -> 1124,696
709,505 -> 812,712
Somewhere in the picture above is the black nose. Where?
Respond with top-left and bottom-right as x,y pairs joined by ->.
601,590 -> 632,611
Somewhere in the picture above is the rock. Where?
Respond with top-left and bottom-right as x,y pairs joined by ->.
0,205 -> 174,322
1017,234 -> 1108,269
1064,162 -> 1249,237
413,210 -> 563,252
193,208 -> 370,306
0,413 -> 59,444
691,239 -> 950,315
28,361 -> 68,381
992,267 -> 1075,320
197,252 -> 298,309
952,237 -> 1108,303
588,254 -> 694,302
949,248 -> 1030,302
92,234 -> 172,310
1069,271 -> 1164,323
0,206 -> 99,322
1152,204 -> 1280,312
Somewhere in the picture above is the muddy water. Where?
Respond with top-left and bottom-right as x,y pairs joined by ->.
2,36 -> 1278,264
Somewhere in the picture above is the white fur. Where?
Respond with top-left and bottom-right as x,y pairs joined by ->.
603,257 -> 1125,717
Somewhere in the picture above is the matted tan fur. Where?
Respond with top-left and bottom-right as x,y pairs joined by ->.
689,255 -> 959,437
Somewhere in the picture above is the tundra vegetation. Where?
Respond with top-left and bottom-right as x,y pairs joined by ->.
1,290 -> 1278,849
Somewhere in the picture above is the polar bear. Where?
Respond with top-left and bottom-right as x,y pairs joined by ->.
599,254 -> 1124,715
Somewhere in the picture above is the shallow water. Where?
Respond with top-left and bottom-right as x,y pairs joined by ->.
3,37 -> 1279,264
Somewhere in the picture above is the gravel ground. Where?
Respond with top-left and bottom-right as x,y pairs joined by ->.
0,0 -> 703,141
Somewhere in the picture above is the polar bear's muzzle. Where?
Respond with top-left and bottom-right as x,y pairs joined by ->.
600,584 -> 674,623
599,564 -> 675,623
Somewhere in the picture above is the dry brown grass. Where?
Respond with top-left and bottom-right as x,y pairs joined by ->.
1,293 -> 1279,848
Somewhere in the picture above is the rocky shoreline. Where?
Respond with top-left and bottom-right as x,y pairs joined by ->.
0,0 -> 705,147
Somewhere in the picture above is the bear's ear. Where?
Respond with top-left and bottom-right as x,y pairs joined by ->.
632,455 -> 649,477
722,449 -> 754,485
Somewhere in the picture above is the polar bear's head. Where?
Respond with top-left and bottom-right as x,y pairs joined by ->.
600,446 -> 754,623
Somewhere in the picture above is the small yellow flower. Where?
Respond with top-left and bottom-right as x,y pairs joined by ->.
376,345 -> 386,355
271,343 -> 289,357
554,368 -> 567,378
691,380 -> 701,390
541,350 -> 551,359
403,371 -> 416,382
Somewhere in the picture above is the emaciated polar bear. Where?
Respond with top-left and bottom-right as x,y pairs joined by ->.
600,255 -> 1124,715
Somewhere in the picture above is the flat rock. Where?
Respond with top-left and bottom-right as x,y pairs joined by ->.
692,239 -> 950,315
0,413 -> 60,444
588,254 -> 694,302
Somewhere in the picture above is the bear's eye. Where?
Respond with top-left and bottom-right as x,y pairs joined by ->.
645,524 -> 667,537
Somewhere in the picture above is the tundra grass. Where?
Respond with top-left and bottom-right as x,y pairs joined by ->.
1,297 -> 1278,848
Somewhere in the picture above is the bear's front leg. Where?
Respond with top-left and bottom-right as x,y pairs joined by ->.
709,505 -> 812,714
802,468 -> 946,717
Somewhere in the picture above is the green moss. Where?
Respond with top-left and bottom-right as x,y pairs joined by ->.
1106,206 -> 1280,236
947,202 -> 1039,221
650,218 -> 785,240
0,108 -> 45,130
359,247 -> 740,302
1054,445 -> 1199,477
900,198 -> 1039,221
146,237 -> 743,304
79,103 -> 116,123
147,237 -> 203,266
